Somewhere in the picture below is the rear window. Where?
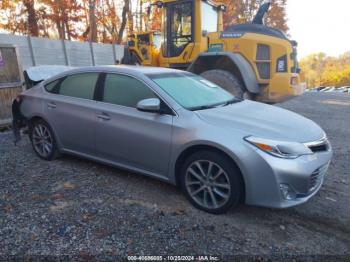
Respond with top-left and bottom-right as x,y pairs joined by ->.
59,73 -> 99,100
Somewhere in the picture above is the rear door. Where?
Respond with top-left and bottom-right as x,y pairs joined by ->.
95,73 -> 173,176
42,72 -> 100,155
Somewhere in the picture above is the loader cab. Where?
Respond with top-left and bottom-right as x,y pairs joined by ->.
163,0 -> 194,58
158,0 -> 223,68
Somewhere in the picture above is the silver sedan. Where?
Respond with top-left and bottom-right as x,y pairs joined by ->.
14,66 -> 333,214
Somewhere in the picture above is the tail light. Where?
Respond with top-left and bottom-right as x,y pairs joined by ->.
15,95 -> 23,103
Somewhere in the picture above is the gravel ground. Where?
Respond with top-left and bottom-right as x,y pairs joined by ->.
0,92 -> 349,260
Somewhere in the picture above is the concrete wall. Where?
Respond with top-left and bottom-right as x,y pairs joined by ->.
0,34 -> 124,125
0,33 -> 124,70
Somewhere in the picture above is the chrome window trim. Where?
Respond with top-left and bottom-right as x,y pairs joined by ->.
41,70 -> 179,117
41,71 -> 100,102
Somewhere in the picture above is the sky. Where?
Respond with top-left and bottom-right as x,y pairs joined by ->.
287,0 -> 350,59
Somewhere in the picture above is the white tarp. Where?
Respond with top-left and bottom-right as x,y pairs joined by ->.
25,65 -> 74,81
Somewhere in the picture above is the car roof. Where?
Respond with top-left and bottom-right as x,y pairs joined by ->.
64,65 -> 183,75
41,65 -> 187,84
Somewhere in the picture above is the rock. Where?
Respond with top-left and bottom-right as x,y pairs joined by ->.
63,182 -> 75,190
51,193 -> 65,200
57,226 -> 68,237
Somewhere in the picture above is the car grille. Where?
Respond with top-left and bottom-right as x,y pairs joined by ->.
309,144 -> 328,153
309,164 -> 328,192
304,137 -> 329,153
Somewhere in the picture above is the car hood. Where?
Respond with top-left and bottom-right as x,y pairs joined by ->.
195,101 -> 325,143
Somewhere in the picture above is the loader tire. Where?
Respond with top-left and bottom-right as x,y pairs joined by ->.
201,70 -> 248,99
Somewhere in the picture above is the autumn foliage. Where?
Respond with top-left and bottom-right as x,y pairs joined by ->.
300,52 -> 350,88
219,0 -> 288,32
0,0 -> 288,44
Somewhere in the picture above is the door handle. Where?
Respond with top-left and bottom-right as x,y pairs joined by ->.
47,102 -> 56,109
97,113 -> 110,121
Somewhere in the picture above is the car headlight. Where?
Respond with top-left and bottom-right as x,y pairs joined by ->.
244,136 -> 313,159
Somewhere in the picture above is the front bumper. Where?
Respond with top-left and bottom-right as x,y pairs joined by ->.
243,143 -> 333,208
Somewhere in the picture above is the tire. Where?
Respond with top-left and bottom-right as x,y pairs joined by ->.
180,150 -> 244,214
201,69 -> 249,99
29,119 -> 60,161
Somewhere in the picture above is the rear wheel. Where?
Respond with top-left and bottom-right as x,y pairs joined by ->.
180,150 -> 243,214
201,69 -> 250,100
29,119 -> 60,160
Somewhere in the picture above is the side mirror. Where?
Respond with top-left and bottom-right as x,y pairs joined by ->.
137,98 -> 161,113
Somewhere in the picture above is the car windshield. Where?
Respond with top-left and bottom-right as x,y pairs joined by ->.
147,72 -> 239,111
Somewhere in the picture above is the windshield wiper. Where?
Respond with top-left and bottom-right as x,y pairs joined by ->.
214,98 -> 243,108
189,105 -> 219,111
189,98 -> 242,111
221,98 -> 243,106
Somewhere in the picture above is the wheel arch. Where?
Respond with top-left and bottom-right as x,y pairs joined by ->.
28,115 -> 51,128
174,144 -> 246,202
187,52 -> 260,94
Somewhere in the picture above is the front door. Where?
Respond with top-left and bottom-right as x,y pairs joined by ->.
95,73 -> 173,177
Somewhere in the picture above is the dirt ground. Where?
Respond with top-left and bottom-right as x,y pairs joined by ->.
0,92 -> 349,260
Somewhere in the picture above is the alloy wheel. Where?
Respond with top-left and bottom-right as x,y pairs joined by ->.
32,124 -> 53,158
185,160 -> 231,210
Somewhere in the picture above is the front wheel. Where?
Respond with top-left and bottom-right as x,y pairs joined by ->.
180,151 -> 244,214
201,69 -> 251,100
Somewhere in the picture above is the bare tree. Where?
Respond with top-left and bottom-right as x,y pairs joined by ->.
89,0 -> 97,42
23,0 -> 39,36
127,0 -> 134,33
117,0 -> 129,44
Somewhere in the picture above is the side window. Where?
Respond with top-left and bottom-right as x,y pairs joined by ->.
103,74 -> 156,108
58,73 -> 99,100
44,79 -> 60,93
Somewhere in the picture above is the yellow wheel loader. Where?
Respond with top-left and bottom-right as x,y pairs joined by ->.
122,0 -> 302,103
